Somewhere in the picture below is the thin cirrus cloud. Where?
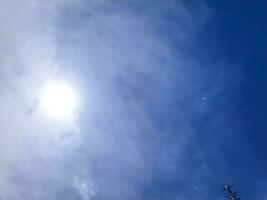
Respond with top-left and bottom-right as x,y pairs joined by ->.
0,1 -> 255,200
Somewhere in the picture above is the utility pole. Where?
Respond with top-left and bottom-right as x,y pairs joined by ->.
223,184 -> 241,200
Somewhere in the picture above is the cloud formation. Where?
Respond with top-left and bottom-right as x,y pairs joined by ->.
2,1 -> 264,200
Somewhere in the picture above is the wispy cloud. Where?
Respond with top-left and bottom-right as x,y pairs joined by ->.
73,176 -> 97,200
0,1 -> 247,200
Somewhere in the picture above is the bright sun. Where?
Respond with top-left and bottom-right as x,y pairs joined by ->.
41,83 -> 77,119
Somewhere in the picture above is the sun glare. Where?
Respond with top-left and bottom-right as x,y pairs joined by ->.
41,83 -> 77,119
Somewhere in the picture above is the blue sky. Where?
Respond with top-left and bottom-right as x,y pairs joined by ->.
0,1 -> 266,200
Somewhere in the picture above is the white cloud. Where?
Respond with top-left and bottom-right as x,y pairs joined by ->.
73,176 -> 97,200
0,0 -> 82,199
0,0 -> 213,199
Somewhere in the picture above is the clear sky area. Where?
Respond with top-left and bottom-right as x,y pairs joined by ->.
0,1 -> 266,200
